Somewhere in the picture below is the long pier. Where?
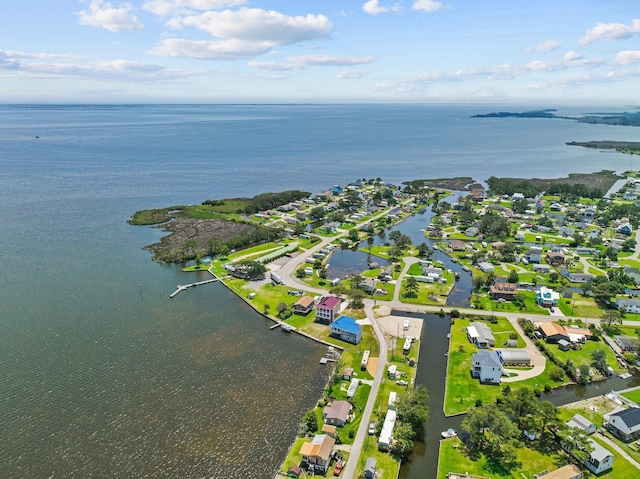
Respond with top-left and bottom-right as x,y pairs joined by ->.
169,278 -> 220,298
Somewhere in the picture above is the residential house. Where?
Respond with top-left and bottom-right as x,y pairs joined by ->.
536,286 -> 560,306
557,226 -> 575,237
560,268 -> 594,283
616,298 -> 640,314
323,400 -> 352,427
604,408 -> 640,442
489,282 -> 518,301
315,296 -> 341,324
342,367 -> 354,380
546,251 -> 565,266
330,315 -> 362,345
467,322 -> 495,348
532,263 -> 551,273
378,409 -> 397,448
566,414 -> 596,435
617,222 -> 633,236
359,277 -> 377,294
584,439 -> 614,474
299,434 -> 336,474
450,240 -> 466,251
578,207 -> 597,223
550,203 -> 563,211
614,335 -> 640,352
538,322 -> 570,343
294,296 -> 315,316
478,262 -> 495,273
465,226 -> 480,237
526,246 -> 543,263
471,350 -> 503,384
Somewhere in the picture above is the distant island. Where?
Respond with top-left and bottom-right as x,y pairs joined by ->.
567,140 -> 640,155
473,109 -> 640,126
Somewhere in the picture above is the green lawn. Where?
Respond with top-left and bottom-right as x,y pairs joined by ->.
444,316 -> 564,415
621,388 -> 640,405
539,336 -> 623,375
437,437 -> 568,479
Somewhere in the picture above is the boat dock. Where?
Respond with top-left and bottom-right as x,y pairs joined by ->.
169,278 -> 220,298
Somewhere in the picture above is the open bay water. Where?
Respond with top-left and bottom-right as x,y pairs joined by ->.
1,104 -> 639,478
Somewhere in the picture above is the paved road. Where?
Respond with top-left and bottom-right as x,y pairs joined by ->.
341,299 -> 387,479
598,434 -> 640,469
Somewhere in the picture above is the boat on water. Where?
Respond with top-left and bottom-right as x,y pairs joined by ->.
455,272 -> 460,280
281,323 -> 293,332
450,257 -> 457,263
441,428 -> 457,439
461,266 -> 470,272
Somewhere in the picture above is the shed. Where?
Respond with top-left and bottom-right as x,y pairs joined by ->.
364,457 -> 377,479
496,349 -> 531,366
567,413 -> 596,435
558,339 -> 570,351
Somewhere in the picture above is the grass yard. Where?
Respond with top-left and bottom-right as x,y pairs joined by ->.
621,387 -> 640,405
540,336 -> 623,375
354,436 -> 400,478
437,437 -> 567,479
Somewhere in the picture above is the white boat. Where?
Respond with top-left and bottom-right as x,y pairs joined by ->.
281,323 -> 293,332
441,428 -> 457,439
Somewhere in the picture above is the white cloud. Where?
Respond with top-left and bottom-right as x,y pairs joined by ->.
3,50 -> 87,60
249,54 -> 376,71
142,0 -> 246,16
337,69 -> 370,79
613,50 -> 640,66
530,39 -> 561,52
412,0 -> 442,12
363,0 -> 387,15
579,18 -> 640,45
563,50 -> 583,62
175,8 -> 332,46
149,38 -> 272,59
76,0 -> 144,32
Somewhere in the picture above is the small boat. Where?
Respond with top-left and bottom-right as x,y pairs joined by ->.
450,257 -> 457,263
441,428 -> 457,439
461,266 -> 470,272
455,272 -> 460,280
281,323 -> 293,333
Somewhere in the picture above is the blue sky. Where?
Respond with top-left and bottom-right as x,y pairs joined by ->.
1,0 -> 639,103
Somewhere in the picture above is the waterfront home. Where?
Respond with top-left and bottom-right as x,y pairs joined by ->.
536,286 -> 559,307
315,296 -> 341,324
294,296 -> 315,316
604,408 -> 640,442
538,322 -> 569,343
330,315 -> 362,345
450,240 -> 466,251
566,414 -> 596,435
477,262 -> 495,273
615,297 -> 640,314
378,409 -> 397,448
471,350 -> 503,384
359,277 -> 376,294
613,335 -> 640,352
489,281 -> 517,301
323,400 -> 352,427
495,349 -> 530,366
299,434 -> 336,474
467,322 -> 495,348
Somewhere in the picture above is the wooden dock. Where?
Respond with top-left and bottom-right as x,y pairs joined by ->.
169,278 -> 220,298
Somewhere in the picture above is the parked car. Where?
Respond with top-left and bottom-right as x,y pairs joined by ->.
333,461 -> 344,476
368,422 -> 376,435
396,380 -> 408,386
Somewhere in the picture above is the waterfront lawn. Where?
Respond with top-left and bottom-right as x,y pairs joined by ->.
354,436 -> 399,479
444,316 -> 563,415
437,437 -> 566,479
399,280 -> 449,306
621,388 -> 640,405
541,336 -> 622,374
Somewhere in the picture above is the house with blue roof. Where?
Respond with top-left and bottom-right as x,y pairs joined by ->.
330,316 -> 362,345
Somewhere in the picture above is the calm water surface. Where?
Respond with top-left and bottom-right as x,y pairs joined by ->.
1,104 -> 639,478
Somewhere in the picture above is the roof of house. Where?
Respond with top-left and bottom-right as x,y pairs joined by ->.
317,296 -> 341,309
473,350 -> 502,368
608,407 -> 640,429
299,434 -> 336,460
615,335 -> 640,349
496,349 -> 531,362
331,315 -> 361,335
321,424 -> 337,434
490,282 -> 517,295
539,322 -> 568,338
567,413 -> 595,432
469,322 -> 495,344
323,400 -> 352,423
295,296 -> 315,308
588,438 -> 613,462
540,464 -> 582,479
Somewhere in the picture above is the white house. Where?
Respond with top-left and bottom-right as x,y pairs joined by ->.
584,439 -> 614,474
471,350 -> 503,384
467,322 -> 495,348
605,407 -> 640,442
536,286 -> 560,306
616,298 -> 640,314
378,409 -> 397,448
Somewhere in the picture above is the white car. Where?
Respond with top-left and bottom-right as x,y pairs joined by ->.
396,380 -> 408,386
368,422 -> 376,435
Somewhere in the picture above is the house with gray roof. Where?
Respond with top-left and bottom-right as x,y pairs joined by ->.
467,322 -> 495,348
566,413 -> 596,435
322,400 -> 352,427
616,298 -> 640,314
471,350 -> 502,384
605,407 -> 640,442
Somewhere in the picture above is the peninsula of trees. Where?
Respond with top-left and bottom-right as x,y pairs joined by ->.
473,109 -> 640,127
